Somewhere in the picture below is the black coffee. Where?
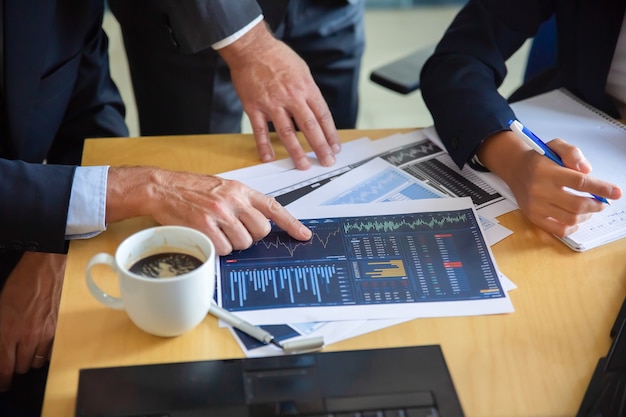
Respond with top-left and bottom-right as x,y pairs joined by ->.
129,252 -> 203,278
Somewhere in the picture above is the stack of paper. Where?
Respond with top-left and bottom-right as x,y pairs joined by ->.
218,130 -> 517,357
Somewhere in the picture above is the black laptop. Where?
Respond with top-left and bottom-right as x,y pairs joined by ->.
576,296 -> 626,417
75,345 -> 464,417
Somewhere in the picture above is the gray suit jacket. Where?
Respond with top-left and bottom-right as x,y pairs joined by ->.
159,0 -> 266,53
159,0 -> 355,53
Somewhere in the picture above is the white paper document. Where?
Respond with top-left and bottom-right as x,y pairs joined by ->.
218,137 -> 376,184
227,130 -> 518,219
229,272 -> 517,357
424,88 -> 626,251
215,130 -> 519,356
216,198 -> 514,326
287,157 -> 513,246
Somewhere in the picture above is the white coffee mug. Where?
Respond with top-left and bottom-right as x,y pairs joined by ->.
85,226 -> 215,337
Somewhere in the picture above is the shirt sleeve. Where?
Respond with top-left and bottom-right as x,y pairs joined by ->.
211,15 -> 263,50
65,165 -> 109,239
160,0 -> 263,54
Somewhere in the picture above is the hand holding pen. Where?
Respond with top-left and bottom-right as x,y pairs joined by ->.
509,119 -> 611,204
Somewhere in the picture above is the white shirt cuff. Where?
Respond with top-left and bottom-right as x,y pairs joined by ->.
65,165 -> 109,239
211,15 -> 264,50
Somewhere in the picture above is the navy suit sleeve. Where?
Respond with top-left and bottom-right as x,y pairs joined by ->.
420,0 -> 553,168
0,161 -> 75,253
158,0 -> 263,53
0,0 -> 127,254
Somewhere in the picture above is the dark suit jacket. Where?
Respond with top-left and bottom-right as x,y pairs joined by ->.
420,0 -> 626,169
0,0 -> 127,278
158,0 -> 354,54
156,0 -> 280,54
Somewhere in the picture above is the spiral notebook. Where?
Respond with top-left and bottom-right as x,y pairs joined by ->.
482,89 -> 626,251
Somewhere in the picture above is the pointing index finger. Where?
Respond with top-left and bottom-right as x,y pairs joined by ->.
254,193 -> 312,241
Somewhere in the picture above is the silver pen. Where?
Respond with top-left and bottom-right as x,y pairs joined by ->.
209,302 -> 324,354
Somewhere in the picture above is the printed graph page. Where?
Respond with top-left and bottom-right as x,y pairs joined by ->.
226,132 -> 411,196
220,130 -> 517,220
216,198 -> 514,325
226,159 -> 515,356
267,130 -> 516,216
230,267 -> 517,358
286,157 -> 513,246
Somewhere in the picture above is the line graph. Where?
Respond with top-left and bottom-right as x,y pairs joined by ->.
382,141 -> 442,166
218,208 -> 503,312
224,219 -> 345,261
343,211 -> 472,234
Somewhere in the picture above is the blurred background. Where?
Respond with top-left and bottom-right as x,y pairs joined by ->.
104,0 -> 531,137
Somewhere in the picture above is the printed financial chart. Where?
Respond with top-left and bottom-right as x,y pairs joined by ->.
219,208 -> 503,312
271,137 -> 505,211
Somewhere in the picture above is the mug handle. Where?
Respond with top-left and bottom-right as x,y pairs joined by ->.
85,253 -> 124,310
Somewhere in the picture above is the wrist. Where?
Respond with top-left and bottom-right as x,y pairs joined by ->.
217,19 -> 277,67
105,166 -> 162,223
476,131 -> 528,183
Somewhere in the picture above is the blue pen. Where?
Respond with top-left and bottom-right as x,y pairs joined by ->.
508,119 -> 610,204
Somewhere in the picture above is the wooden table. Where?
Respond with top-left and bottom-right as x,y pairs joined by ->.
41,129 -> 626,417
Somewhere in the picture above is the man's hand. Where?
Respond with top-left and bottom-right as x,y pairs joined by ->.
106,166 -> 312,256
218,20 -> 341,170
478,131 -> 622,236
0,252 -> 66,391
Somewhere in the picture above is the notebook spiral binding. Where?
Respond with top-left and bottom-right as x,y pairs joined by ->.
559,88 -> 626,133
